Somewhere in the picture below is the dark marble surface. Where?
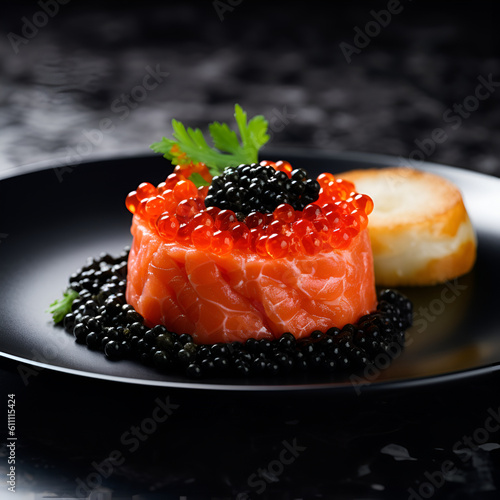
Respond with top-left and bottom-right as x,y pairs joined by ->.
1,1 -> 500,498
0,1 -> 499,176
2,355 -> 500,499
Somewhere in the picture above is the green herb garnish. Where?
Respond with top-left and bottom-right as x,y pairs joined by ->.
188,172 -> 211,187
48,289 -> 79,324
150,104 -> 270,182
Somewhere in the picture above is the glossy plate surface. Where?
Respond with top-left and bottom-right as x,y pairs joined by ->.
1,149 -> 499,391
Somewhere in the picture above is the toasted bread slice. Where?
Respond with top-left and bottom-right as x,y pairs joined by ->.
338,167 -> 477,286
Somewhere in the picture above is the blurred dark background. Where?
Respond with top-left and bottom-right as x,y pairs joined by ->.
0,0 -> 499,176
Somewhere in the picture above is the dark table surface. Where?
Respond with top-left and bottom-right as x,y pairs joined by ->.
2,354 -> 500,499
1,0 -> 499,178
1,1 -> 500,498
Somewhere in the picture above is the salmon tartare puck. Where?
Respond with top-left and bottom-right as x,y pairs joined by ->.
125,162 -> 377,344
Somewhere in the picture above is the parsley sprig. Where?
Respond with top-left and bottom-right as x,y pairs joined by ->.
150,104 -> 269,177
47,289 -> 79,324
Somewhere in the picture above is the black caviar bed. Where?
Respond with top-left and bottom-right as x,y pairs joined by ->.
55,246 -> 412,380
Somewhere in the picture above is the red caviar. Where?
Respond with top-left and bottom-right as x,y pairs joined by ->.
160,189 -> 177,213
164,173 -> 185,190
156,181 -> 168,194
191,224 -> 213,250
352,193 -> 374,215
249,227 -> 262,251
230,223 -> 251,250
126,161 -> 374,259
313,217 -> 331,240
266,234 -> 289,259
245,212 -> 265,229
302,233 -> 322,256
136,182 -> 157,200
191,212 -> 214,228
266,220 -> 288,235
205,206 -> 221,220
176,223 -> 192,245
176,198 -> 200,221
302,204 -> 323,221
255,235 -> 269,257
173,179 -> 198,201
125,191 -> 139,214
173,160 -> 212,184
273,203 -> 295,223
215,210 -> 237,231
211,230 -> 234,254
274,160 -> 293,177
292,219 -> 314,238
145,196 -> 167,217
156,214 -> 179,241
317,172 -> 335,186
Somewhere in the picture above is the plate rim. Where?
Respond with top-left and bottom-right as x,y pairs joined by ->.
1,148 -> 499,393
3,146 -> 500,184
4,349 -> 500,393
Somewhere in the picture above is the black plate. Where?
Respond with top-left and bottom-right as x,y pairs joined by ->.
1,148 -> 499,392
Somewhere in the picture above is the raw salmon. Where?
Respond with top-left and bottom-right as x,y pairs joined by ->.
126,215 -> 377,344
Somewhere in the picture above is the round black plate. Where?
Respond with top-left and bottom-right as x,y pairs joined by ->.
1,148 -> 499,392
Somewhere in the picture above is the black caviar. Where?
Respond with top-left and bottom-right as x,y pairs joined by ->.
204,163 -> 321,216
60,248 -> 413,379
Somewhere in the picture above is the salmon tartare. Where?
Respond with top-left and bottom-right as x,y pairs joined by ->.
125,161 -> 377,344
